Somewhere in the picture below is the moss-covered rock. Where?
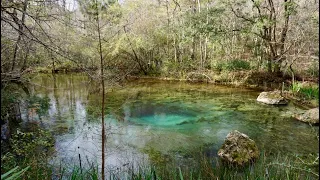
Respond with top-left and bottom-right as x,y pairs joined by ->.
293,107 -> 319,125
218,130 -> 259,166
257,91 -> 288,105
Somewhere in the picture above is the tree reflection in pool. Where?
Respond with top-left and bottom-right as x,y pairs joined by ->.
23,74 -> 319,172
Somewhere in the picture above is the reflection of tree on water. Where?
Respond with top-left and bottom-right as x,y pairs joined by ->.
68,74 -> 75,121
85,80 -> 102,120
53,74 -> 62,122
17,74 -> 319,175
52,74 -> 84,134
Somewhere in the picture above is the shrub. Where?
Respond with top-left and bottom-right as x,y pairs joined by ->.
1,127 -> 55,179
214,60 -> 251,72
213,62 -> 224,72
290,82 -> 302,94
290,82 -> 319,100
225,59 -> 251,71
10,128 -> 55,157
306,61 -> 319,77
300,86 -> 319,100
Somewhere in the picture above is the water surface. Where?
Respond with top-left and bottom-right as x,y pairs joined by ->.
23,74 -> 319,170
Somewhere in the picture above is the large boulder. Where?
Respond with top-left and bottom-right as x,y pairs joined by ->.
293,108 -> 319,125
218,130 -> 259,166
257,91 -> 288,105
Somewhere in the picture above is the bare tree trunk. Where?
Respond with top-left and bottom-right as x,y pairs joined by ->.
123,26 -> 148,75
199,36 -> 203,69
12,37 -> 21,71
191,39 -> 196,61
165,0 -> 170,57
191,0 -> 197,61
21,42 -> 31,71
204,37 -> 207,66
49,50 -> 56,73
174,36 -> 177,63
274,0 -> 290,74
95,1 -> 105,179
11,0 -> 28,71
204,0 -> 209,67
197,0 -> 203,69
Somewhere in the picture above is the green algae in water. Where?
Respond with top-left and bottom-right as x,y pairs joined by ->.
24,74 -> 319,170
126,102 -> 198,126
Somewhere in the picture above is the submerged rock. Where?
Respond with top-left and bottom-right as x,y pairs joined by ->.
196,117 -> 207,123
256,91 -> 288,105
293,107 -> 319,125
218,130 -> 259,166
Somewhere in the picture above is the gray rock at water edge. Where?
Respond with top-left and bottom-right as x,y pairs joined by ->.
293,107 -> 319,125
1,122 -> 10,140
218,130 -> 259,166
256,91 -> 288,105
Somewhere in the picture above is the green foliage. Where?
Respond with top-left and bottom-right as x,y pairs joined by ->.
227,60 -> 251,71
290,82 -> 319,100
56,61 -> 76,70
26,95 -> 50,117
160,60 -> 191,78
1,151 -> 52,179
284,1 -> 298,17
103,2 -> 123,24
78,0 -> 119,20
1,126 -> 54,179
178,167 -> 184,180
214,60 -> 251,72
64,152 -> 318,180
130,165 -> 158,180
86,105 -> 102,119
290,82 -> 302,94
34,67 -> 51,73
1,91 -> 18,119
1,166 -> 30,180
141,147 -> 171,166
311,12 -> 319,24
300,87 -> 319,100
53,164 -> 99,180
306,61 -> 319,77
0,83 -> 27,125
187,7 -> 226,36
10,128 -> 55,157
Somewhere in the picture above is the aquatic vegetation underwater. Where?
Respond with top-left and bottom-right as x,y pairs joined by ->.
1,74 -> 319,179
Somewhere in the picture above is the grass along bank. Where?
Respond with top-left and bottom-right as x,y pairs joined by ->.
2,115 -> 318,179
48,150 -> 319,180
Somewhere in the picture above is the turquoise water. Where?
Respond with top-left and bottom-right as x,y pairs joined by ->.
22,74 -> 319,170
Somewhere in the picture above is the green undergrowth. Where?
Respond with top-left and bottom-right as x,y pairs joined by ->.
1,127 -> 55,179
214,59 -> 251,72
1,127 -> 318,180
290,81 -> 319,106
47,151 -> 319,180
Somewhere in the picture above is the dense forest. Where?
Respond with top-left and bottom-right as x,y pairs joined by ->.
1,0 -> 319,179
2,0 -> 318,79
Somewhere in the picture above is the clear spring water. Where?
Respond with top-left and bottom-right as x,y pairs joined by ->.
22,74 -> 319,171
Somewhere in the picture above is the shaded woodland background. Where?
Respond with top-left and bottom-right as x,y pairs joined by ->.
1,0 -> 319,82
